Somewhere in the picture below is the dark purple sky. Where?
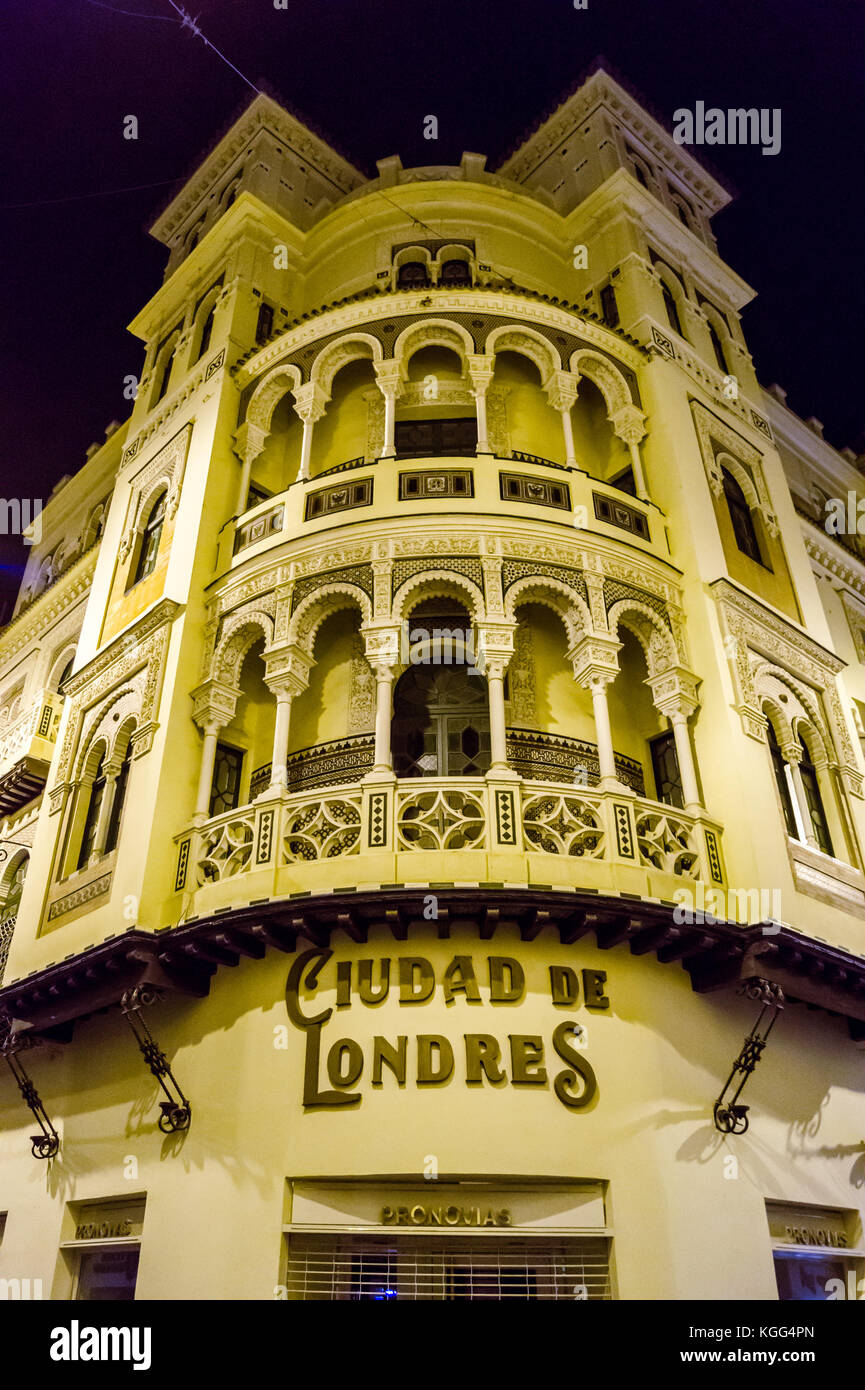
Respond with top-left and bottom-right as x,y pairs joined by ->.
1,0 -> 863,618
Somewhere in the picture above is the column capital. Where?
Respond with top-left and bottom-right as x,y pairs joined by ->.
262,642 -> 313,696
646,666 -> 701,719
609,403 -> 647,446
567,635 -> 621,688
373,359 -> 404,397
474,622 -> 516,676
291,381 -> 330,423
232,419 -> 268,466
466,354 -> 495,394
362,624 -> 402,669
544,369 -> 581,413
190,679 -> 241,732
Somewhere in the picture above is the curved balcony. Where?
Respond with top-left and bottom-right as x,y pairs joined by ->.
219,454 -> 663,573
172,775 -> 726,919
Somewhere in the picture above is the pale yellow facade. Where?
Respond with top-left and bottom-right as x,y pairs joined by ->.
1,68 -> 864,1302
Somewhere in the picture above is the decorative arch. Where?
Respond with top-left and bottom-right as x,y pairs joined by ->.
245,363 -> 304,434
759,696 -> 792,747
287,585 -> 372,655
393,245 -> 434,272
487,325 -> 561,383
213,611 -> 275,685
752,663 -> 833,762
393,318 -> 474,371
716,451 -> 760,512
78,734 -> 110,783
48,644 -> 77,691
505,577 -> 590,647
392,570 -> 485,627
570,351 -> 634,417
607,599 -> 677,675
76,685 -> 142,777
309,332 -> 382,395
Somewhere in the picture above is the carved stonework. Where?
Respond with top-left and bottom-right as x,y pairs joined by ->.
347,635 -> 376,733
509,623 -> 536,723
119,424 -> 193,559
691,400 -> 778,535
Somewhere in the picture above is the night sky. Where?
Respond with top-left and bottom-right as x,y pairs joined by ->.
1,0 -> 863,618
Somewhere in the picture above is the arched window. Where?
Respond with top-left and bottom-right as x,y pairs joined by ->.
707,319 -> 728,374
440,259 -> 471,287
721,467 -> 762,563
77,753 -> 107,869
766,721 -> 798,837
397,261 -> 429,290
4,854 -> 28,917
154,345 -> 175,403
56,657 -> 74,691
798,734 -> 834,856
197,301 -> 216,360
105,742 -> 133,853
662,282 -> 684,339
132,491 -> 167,586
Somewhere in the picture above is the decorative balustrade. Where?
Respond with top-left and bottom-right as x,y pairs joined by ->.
177,776 -> 725,897
506,729 -> 644,795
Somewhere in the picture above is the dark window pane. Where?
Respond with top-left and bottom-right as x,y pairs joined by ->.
708,321 -> 728,374
722,468 -> 763,564
133,491 -> 166,585
600,284 -> 619,328
395,417 -> 477,458
210,744 -> 244,817
105,746 -> 132,854
662,283 -> 682,338
799,737 -> 834,856
76,1248 -> 139,1302
440,259 -> 471,285
650,732 -> 684,809
774,1253 -> 846,1302
396,261 -> 429,289
77,761 -> 106,868
256,303 -> 274,345
767,722 -> 798,837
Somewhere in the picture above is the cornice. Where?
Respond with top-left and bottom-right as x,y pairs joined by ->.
3,887 -> 865,1038
150,94 -> 365,245
710,577 -> 845,675
63,598 -> 181,699
800,524 -> 865,599
0,548 -> 98,663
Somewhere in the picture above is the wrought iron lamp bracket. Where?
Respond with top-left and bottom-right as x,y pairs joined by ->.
713,977 -> 784,1135
121,985 -> 192,1134
0,1011 -> 61,1160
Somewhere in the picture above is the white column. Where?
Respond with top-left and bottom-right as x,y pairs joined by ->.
90,768 -> 119,862
195,723 -> 221,821
381,390 -> 396,459
787,755 -> 819,849
474,390 -> 490,454
298,417 -> 315,481
236,455 -> 253,515
560,406 -> 577,469
373,666 -> 394,772
590,678 -> 617,785
487,670 -> 508,771
267,693 -> 293,793
627,439 -> 648,501
669,710 -> 701,813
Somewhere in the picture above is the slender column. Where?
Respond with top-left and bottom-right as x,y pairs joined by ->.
467,355 -> 495,455
669,710 -> 701,813
374,361 -> 403,460
233,421 -> 268,515
475,391 -> 490,453
590,677 -> 617,785
786,753 -> 818,849
372,665 -> 395,772
267,692 -> 294,793
609,405 -> 649,500
90,767 -> 119,862
487,669 -> 508,771
298,417 -> 315,481
236,455 -> 253,515
195,723 -> 221,820
291,383 -> 330,483
560,405 -> 577,469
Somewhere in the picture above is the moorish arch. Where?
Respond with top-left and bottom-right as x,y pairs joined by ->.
393,318 -> 475,372
391,571 -> 486,628
287,585 -> 373,658
503,575 -> 590,649
244,362 -> 304,436
485,324 -> 562,383
606,599 -> 678,677
309,332 -> 382,395
570,350 -> 635,419
212,611 -> 275,686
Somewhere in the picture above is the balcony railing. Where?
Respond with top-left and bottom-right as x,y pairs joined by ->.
174,776 -> 725,899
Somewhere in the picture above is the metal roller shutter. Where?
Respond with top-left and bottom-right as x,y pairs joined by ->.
285,1233 -> 612,1300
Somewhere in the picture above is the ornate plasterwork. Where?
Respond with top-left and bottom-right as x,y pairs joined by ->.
690,401 -> 778,537
346,634 -> 376,733
839,590 -> 865,664
711,577 -> 862,796
52,598 -> 179,811
118,425 -> 192,562
508,622 -> 536,723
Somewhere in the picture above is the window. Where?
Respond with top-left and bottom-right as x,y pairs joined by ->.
197,302 -> 216,360
246,481 -> 273,510
393,664 -> 490,781
131,491 -> 166,586
256,303 -> 274,345
650,731 -> 684,809
105,744 -> 133,854
662,282 -> 683,338
609,467 -> 636,496
798,735 -> 834,856
154,345 -> 175,403
210,743 -> 244,817
57,657 -> 74,691
397,261 -> 430,290
600,284 -> 619,328
395,417 -> 478,458
721,467 -> 763,564
77,755 -> 107,869
4,855 -> 28,916
75,1249 -> 140,1302
440,259 -> 471,286
767,722 -> 798,838
707,320 -> 728,374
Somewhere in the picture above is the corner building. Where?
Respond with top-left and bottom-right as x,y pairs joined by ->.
2,66 -> 865,1302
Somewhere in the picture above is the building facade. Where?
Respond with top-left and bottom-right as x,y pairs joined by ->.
1,67 -> 865,1301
